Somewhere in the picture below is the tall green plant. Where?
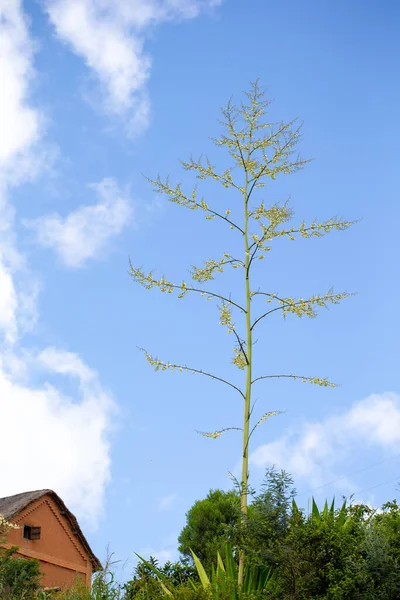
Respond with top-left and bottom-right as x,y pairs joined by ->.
130,81 -> 353,584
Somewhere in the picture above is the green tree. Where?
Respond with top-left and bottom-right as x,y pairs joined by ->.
130,81 -> 353,584
178,490 -> 240,572
233,468 -> 295,570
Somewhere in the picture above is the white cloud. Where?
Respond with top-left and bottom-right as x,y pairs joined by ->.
0,348 -> 115,528
152,549 -> 176,564
25,178 -> 133,268
37,347 -> 96,383
0,0 -> 115,527
250,393 -> 400,493
139,546 -> 177,565
158,493 -> 177,511
42,0 -> 223,134
0,0 -> 45,345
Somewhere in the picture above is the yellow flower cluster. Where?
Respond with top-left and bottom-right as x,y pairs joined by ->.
232,347 -> 247,370
252,201 -> 293,226
191,254 -> 243,283
249,201 -> 354,261
255,410 -> 283,428
142,350 -> 182,373
299,376 -> 335,387
197,426 -> 242,439
181,155 -> 236,190
276,290 -> 351,319
147,176 -> 199,211
213,96 -> 306,180
199,430 -> 224,439
219,303 -> 234,334
192,258 -> 225,283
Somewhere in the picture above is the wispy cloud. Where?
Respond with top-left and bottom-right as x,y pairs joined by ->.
250,393 -> 400,496
158,493 -> 177,511
138,543 -> 178,565
42,0 -> 223,135
25,178 -> 133,268
37,347 -> 97,383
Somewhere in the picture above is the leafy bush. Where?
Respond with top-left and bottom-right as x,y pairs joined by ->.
0,546 -> 42,599
136,544 -> 273,600
123,557 -> 198,600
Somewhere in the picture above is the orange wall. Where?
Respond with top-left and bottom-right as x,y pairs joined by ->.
5,495 -> 93,590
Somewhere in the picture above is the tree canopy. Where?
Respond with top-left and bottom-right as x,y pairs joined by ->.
178,489 -> 240,573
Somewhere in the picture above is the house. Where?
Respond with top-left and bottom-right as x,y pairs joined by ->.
0,489 -> 102,590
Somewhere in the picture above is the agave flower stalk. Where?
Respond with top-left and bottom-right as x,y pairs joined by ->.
130,81 -> 354,586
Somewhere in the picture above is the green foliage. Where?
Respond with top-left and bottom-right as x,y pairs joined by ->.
0,546 -> 42,600
177,471 -> 400,599
190,544 -> 273,600
178,490 -> 240,574
137,544 -> 272,600
123,558 -> 197,600
36,490 -> 400,600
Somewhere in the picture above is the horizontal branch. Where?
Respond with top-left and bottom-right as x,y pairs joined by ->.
139,348 -> 246,398
251,290 -> 352,330
251,374 -> 336,387
196,426 -> 243,439
129,263 -> 246,313
191,254 -> 244,283
144,175 -> 244,234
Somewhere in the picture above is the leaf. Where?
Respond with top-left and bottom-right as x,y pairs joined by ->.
330,498 -> 335,517
337,499 -> 348,529
217,552 -> 225,574
190,549 -> 210,589
292,498 -> 299,515
224,544 -> 238,582
135,554 -> 174,595
258,566 -> 273,590
160,582 -> 173,597
312,498 -> 321,523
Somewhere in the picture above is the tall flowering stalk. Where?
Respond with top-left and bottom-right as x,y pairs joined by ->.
130,81 -> 353,585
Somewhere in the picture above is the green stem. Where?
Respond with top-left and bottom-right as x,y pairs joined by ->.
238,170 -> 252,587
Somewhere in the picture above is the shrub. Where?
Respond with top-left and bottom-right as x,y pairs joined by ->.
0,546 -> 42,599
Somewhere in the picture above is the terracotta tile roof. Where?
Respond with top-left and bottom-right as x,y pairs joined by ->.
0,489 -> 102,572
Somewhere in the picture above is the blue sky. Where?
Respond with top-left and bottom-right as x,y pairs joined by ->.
0,0 -> 399,580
